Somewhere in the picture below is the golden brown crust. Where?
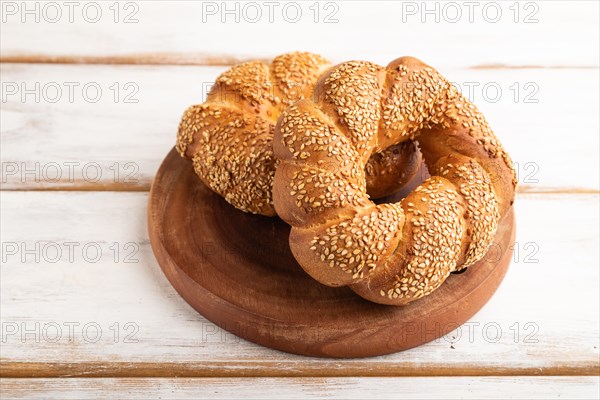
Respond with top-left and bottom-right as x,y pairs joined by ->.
176,52 -> 422,216
273,56 -> 517,305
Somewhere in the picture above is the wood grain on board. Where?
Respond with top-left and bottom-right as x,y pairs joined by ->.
146,148 -> 515,358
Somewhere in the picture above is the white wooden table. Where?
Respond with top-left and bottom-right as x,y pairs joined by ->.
1,1 -> 599,398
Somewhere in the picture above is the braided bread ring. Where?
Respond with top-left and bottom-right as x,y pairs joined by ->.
176,52 -> 421,216
272,57 -> 517,305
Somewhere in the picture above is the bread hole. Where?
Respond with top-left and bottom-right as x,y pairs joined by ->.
372,159 -> 430,206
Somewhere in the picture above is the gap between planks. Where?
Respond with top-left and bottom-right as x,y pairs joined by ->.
1,361 -> 598,379
1,54 -> 598,69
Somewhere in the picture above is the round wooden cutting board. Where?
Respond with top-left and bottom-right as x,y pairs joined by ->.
148,148 -> 516,358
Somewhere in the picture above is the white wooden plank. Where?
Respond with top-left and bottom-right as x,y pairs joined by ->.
1,64 -> 598,191
1,377 -> 599,400
0,191 -> 598,373
1,1 -> 598,68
